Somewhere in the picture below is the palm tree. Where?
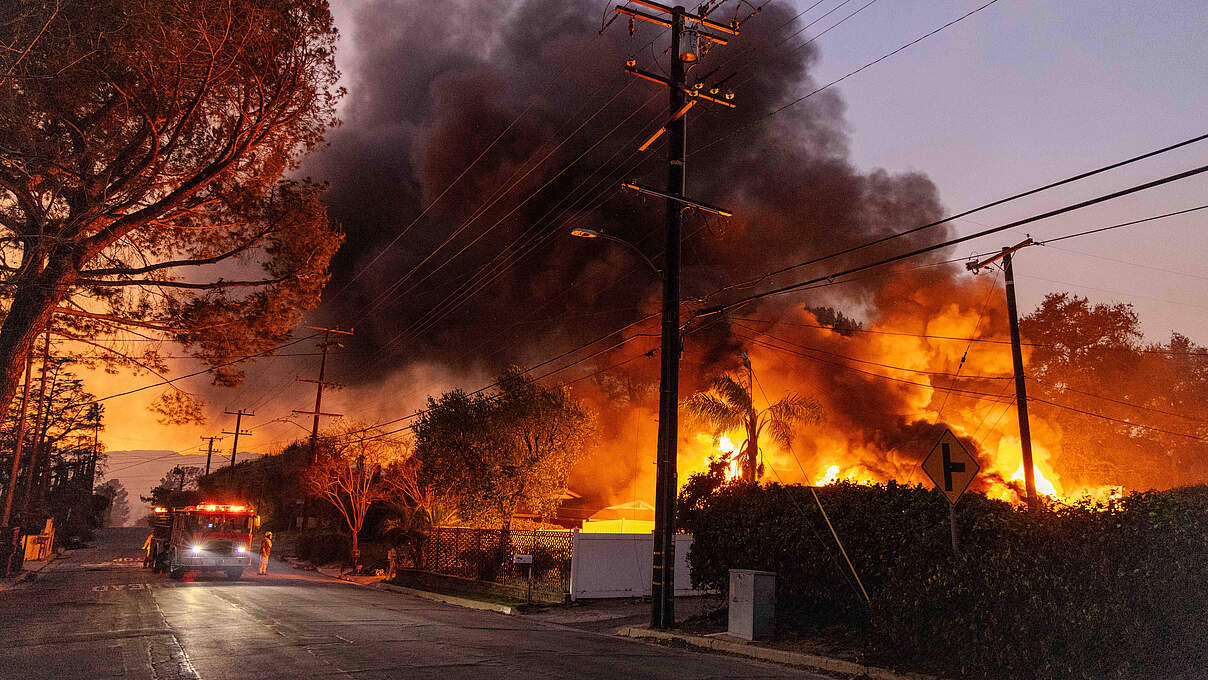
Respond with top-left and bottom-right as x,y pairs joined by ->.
683,357 -> 824,482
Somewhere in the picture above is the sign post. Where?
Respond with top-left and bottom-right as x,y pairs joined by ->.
921,429 -> 980,556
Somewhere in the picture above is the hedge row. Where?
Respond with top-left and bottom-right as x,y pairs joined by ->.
297,530 -> 350,565
684,481 -> 1208,679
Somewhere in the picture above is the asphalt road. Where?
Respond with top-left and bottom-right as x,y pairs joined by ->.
0,527 -> 825,679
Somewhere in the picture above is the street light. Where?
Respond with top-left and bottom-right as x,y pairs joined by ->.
569,228 -> 661,276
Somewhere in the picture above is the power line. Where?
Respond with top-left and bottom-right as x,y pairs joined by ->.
66,333 -> 320,408
695,161 -> 1208,318
733,330 -> 1013,402
359,31 -> 678,328
332,12 -> 647,301
1028,396 -> 1206,442
1027,376 -> 1208,425
1040,204 -> 1208,246
358,77 -> 639,317
331,312 -> 664,438
730,315 -> 1208,356
738,329 -> 1207,442
1023,273 -> 1208,313
377,90 -> 664,352
733,0 -> 884,92
400,129 -> 664,349
330,94 -> 550,300
103,448 -> 196,475
923,268 -> 999,423
731,321 -> 1012,380
691,0 -> 1002,158
704,133 -> 1208,299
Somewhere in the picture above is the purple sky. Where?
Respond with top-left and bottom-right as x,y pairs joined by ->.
803,0 -> 1208,341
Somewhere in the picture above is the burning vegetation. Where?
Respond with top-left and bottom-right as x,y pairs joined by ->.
573,283 -> 1206,512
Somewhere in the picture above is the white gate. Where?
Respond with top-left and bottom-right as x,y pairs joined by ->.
568,531 -> 711,600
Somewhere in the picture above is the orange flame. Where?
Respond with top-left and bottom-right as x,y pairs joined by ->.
646,291 -> 1142,509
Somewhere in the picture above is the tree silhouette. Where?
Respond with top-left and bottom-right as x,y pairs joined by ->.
0,0 -> 344,425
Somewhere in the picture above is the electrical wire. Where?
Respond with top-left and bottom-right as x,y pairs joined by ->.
690,0 -> 1002,158
1028,396 -> 1206,442
332,10 -> 646,302
695,161 -> 1208,318
1039,204 -> 1208,246
377,90 -> 663,352
65,333 -> 320,408
1026,376 -> 1208,425
731,322 -> 1011,380
358,77 -> 639,318
739,328 -> 1206,442
704,134 -> 1208,299
733,330 -> 1014,401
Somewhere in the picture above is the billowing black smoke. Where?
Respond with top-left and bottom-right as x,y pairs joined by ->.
302,0 -> 956,502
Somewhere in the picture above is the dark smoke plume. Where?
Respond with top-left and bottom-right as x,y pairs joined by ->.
303,0 -> 957,502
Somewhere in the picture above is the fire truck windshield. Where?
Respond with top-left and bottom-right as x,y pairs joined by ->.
191,514 -> 250,533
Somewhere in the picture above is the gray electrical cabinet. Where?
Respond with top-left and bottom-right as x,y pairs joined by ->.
728,569 -> 775,640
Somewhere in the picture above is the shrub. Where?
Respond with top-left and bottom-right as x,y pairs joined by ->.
685,481 -> 1208,679
297,530 -> 349,565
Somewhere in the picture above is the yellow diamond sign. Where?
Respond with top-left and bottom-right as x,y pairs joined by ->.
922,429 -> 980,505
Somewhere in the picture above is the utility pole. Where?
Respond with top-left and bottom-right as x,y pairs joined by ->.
21,332 -> 52,516
616,0 -> 737,630
86,403 -> 100,492
741,352 -> 759,482
1,351 -> 34,526
200,436 -> 223,476
222,409 -> 254,478
293,326 -> 351,534
967,238 -> 1039,511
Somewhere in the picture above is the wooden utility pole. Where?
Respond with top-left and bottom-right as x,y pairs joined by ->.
293,326 -> 351,534
616,0 -> 737,630
967,238 -> 1040,510
222,409 -> 254,478
200,436 -> 223,476
86,403 -> 100,492
1,351 -> 34,526
741,352 -> 760,482
21,332 -> 52,516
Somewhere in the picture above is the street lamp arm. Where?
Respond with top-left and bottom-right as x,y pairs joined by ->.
569,228 -> 661,277
597,233 -> 661,277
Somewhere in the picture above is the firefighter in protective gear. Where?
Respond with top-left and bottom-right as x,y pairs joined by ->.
258,531 -> 273,575
142,534 -> 154,567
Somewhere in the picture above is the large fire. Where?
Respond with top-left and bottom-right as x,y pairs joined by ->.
659,290 -> 1128,508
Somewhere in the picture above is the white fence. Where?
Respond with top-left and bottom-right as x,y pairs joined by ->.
568,531 -> 712,600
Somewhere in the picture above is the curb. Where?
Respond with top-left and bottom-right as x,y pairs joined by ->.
373,582 -> 519,615
0,554 -> 58,592
617,627 -> 941,680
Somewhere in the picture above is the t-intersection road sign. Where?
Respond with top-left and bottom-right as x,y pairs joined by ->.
922,429 -> 980,505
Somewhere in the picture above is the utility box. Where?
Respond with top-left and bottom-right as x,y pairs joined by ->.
728,569 -> 775,640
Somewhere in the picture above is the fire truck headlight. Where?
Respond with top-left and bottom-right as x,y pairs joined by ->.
191,545 -> 201,554
236,546 -> 246,554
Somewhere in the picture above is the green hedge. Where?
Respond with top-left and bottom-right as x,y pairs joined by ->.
684,481 -> 1208,679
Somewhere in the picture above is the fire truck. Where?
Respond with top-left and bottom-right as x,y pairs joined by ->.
148,504 -> 257,580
